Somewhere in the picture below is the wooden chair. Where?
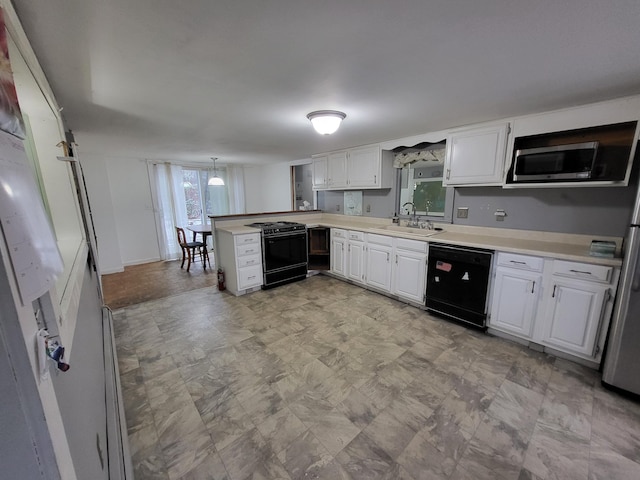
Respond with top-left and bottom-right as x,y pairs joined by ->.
176,227 -> 210,272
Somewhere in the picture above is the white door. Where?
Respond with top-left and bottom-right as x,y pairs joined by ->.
542,280 -> 608,357
348,145 -> 380,188
331,238 -> 346,277
348,241 -> 365,283
393,249 -> 427,303
489,267 -> 541,339
328,151 -> 348,188
367,244 -> 393,292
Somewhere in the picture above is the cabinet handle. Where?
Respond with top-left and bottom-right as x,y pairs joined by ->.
552,285 -> 557,298
531,281 -> 535,293
510,260 -> 527,265
386,252 -> 390,262
348,245 -> 351,252
446,168 -> 451,180
395,255 -> 398,264
569,269 -> 592,275
374,175 -> 377,183
248,275 -> 256,280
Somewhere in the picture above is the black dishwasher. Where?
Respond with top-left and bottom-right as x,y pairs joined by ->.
426,244 -> 493,328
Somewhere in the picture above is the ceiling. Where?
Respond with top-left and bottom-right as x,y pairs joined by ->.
11,0 -> 640,166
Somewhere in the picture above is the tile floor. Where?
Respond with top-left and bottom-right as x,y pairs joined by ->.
114,275 -> 640,480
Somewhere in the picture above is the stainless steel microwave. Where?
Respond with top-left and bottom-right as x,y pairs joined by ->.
513,141 -> 599,182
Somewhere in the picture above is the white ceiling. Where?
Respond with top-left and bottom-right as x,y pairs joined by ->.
12,0 -> 640,165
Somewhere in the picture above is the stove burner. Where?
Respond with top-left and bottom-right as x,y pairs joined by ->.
246,221 -> 306,236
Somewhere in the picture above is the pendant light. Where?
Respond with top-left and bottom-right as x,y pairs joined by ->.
307,110 -> 346,135
208,157 -> 225,186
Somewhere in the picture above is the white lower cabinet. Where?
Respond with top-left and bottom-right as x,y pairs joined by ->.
392,238 -> 428,303
541,275 -> 611,358
490,267 -> 541,339
216,230 -> 263,295
366,234 -> 393,292
330,229 -> 347,277
347,231 -> 366,284
489,253 -> 618,362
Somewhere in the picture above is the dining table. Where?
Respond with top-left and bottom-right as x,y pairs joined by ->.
187,224 -> 212,248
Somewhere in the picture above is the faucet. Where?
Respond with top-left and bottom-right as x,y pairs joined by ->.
402,202 -> 419,227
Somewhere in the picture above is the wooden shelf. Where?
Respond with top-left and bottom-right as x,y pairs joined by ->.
308,227 -> 330,270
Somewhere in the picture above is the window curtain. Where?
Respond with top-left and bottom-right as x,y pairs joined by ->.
226,165 -> 246,214
153,163 -> 189,260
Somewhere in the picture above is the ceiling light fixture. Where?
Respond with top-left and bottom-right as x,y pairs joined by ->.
208,157 -> 225,186
307,110 -> 346,135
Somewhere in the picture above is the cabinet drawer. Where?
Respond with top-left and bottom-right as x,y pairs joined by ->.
552,260 -> 612,283
497,252 -> 544,272
367,233 -> 393,247
332,228 -> 347,239
395,237 -> 428,253
237,254 -> 261,268
235,233 -> 260,246
238,265 -> 262,289
236,243 -> 261,257
348,230 -> 365,241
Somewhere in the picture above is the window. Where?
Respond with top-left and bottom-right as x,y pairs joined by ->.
181,168 -> 229,226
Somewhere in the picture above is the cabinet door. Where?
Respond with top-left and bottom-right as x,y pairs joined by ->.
444,123 -> 509,186
366,244 -> 392,292
312,156 -> 328,189
393,249 -> 427,303
489,267 -> 541,339
348,241 -> 366,283
331,238 -> 346,277
328,151 -> 348,188
348,145 -> 381,188
542,280 -> 608,357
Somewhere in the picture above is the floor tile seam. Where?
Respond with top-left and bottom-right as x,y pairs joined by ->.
113,284 -> 219,311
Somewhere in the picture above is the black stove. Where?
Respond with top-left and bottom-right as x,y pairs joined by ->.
245,221 -> 308,289
246,221 -> 306,236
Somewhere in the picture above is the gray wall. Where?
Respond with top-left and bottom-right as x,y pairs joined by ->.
452,186 -> 636,237
318,153 -> 639,238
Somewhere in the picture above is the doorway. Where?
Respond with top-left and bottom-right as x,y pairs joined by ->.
292,164 -> 314,211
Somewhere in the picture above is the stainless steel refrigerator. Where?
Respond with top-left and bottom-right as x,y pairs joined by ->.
602,186 -> 640,396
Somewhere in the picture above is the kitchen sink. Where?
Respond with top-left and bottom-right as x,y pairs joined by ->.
381,225 -> 445,237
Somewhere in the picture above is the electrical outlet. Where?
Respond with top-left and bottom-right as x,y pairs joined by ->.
366,204 -> 371,213
457,207 -> 469,219
336,204 -> 340,212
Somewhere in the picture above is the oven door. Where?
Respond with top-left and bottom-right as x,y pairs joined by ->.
263,231 -> 308,272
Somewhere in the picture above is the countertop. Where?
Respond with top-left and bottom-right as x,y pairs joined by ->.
214,213 -> 623,267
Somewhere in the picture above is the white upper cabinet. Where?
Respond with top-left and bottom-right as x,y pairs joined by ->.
328,151 -> 348,188
312,155 -> 328,189
347,145 -> 382,188
444,123 -> 509,186
312,144 -> 392,190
